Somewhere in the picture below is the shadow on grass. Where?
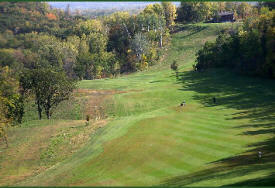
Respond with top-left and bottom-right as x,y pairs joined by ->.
172,24 -> 208,36
227,172 -> 275,186
161,69 -> 275,186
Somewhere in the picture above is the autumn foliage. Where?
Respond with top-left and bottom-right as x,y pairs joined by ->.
46,13 -> 57,20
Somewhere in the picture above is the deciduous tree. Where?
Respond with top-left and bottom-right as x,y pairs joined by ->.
20,68 -> 76,119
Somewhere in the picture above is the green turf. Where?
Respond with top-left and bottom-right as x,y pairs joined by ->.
18,23 -> 275,186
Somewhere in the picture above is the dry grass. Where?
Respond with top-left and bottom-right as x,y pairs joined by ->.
0,88 -> 117,186
75,89 -> 126,120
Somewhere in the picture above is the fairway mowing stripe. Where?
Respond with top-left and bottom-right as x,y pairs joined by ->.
117,166 -> 162,186
91,170 -> 141,186
172,115 -> 233,131
172,131 -> 242,156
158,118 -> 247,146
190,110 -> 230,118
156,135 -> 231,159
119,117 -> 236,156
108,160 -> 165,185
177,117 -> 232,132
146,160 -> 189,175
170,125 -> 244,151
153,121 -> 238,151
124,139 -> 205,170
190,112 -> 238,123
172,115 -> 245,136
133,163 -> 177,181
189,164 -> 274,186
145,136 -> 221,162
175,121 -> 245,145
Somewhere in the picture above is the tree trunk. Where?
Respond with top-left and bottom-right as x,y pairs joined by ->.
160,33 -> 163,48
45,100 -> 51,119
46,109 -> 50,119
37,102 -> 42,120
261,25 -> 267,67
17,95 -> 24,124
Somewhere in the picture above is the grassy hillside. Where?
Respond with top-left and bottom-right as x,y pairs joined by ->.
2,23 -> 274,186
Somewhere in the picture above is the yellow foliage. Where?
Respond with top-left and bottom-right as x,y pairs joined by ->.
0,66 -> 19,141
106,11 -> 130,25
96,65 -> 103,79
0,96 -> 9,147
142,54 -> 147,61
238,29 -> 247,37
140,61 -> 148,70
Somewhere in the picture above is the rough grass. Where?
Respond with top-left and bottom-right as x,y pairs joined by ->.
0,120 -> 109,186
2,22 -> 275,186
0,90 -> 112,185
22,96 -> 86,123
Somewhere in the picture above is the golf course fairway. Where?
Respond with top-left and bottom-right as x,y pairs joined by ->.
18,23 -> 275,186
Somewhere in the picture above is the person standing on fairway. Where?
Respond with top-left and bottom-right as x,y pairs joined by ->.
213,97 -> 216,104
258,151 -> 262,159
180,100 -> 186,107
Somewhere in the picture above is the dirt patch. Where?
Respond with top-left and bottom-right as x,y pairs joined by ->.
75,89 -> 126,121
75,89 -> 126,96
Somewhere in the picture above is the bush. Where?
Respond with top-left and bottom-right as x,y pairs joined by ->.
170,60 -> 178,71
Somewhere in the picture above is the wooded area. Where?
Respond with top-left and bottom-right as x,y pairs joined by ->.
0,1 -> 177,146
195,6 -> 275,78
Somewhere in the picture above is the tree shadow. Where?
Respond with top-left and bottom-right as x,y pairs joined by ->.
226,172 -> 275,186
172,24 -> 208,37
161,68 -> 275,186
149,80 -> 165,83
176,69 -> 275,121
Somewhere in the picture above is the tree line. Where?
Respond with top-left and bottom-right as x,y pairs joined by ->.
194,5 -> 275,79
177,2 -> 258,23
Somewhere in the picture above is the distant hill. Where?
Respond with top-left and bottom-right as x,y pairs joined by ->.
48,2 -> 180,11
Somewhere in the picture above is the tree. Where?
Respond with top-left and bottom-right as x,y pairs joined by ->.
74,19 -> 107,37
87,32 -> 108,54
61,40 -> 78,79
259,2 -> 275,10
170,60 -> 178,71
74,36 -> 93,79
143,4 -> 164,16
156,16 -> 166,48
237,2 -> 253,20
0,66 -> 24,147
105,11 -> 131,53
0,66 -> 24,124
0,96 -> 9,148
130,33 -> 149,61
162,2 -> 177,28
65,4 -> 71,17
20,68 -> 76,119
171,60 -> 179,78
177,2 -> 205,23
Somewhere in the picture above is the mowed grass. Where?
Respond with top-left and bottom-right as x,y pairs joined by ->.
18,23 -> 275,186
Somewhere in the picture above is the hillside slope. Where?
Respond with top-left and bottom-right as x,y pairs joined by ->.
18,23 -> 275,186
